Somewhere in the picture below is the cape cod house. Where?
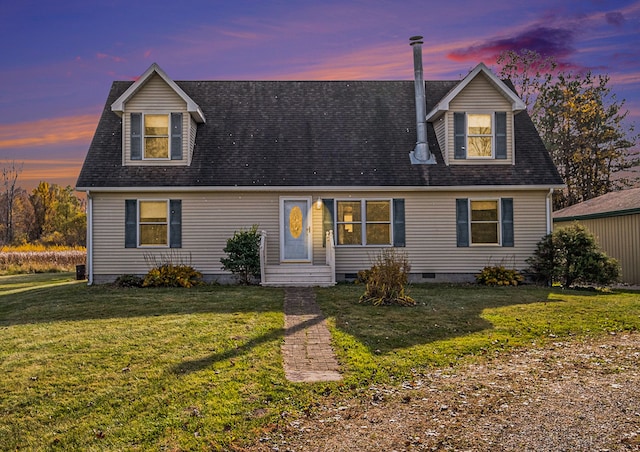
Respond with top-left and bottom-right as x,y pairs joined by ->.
76,37 -> 564,285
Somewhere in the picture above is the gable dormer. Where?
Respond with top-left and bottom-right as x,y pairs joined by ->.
427,63 -> 526,166
111,63 -> 205,166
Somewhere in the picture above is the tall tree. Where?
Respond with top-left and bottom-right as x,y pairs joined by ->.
29,181 -> 56,242
497,50 -> 638,209
496,49 -> 556,118
1,161 -> 23,245
29,182 -> 86,246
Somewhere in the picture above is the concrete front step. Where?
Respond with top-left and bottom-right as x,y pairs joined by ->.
262,265 -> 335,287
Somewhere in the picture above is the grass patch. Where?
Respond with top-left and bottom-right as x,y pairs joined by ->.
2,275 -> 639,449
317,283 -> 640,386
0,274 -> 309,450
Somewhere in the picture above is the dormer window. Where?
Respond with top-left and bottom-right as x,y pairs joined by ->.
454,112 -> 507,160
467,114 -> 492,158
130,112 -> 183,161
144,115 -> 169,159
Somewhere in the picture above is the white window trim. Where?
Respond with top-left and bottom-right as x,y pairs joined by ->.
469,198 -> 502,246
335,199 -> 393,247
142,113 -> 171,160
466,112 -> 495,159
137,199 -> 170,247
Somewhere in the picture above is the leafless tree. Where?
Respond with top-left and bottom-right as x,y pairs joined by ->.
1,161 -> 23,245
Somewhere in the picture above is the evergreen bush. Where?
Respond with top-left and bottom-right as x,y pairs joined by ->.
526,223 -> 620,287
220,225 -> 261,285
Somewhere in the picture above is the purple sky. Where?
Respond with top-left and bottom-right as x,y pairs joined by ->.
1,0 -> 638,191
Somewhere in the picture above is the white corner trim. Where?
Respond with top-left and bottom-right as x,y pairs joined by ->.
426,63 -> 526,121
110,63 -> 206,123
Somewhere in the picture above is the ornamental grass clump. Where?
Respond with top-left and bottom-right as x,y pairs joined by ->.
142,264 -> 203,288
142,251 -> 203,288
476,265 -> 524,286
359,248 -> 415,306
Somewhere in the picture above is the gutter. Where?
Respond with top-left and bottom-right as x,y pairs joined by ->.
75,184 -> 566,193
546,188 -> 553,234
553,207 -> 640,222
86,190 -> 93,285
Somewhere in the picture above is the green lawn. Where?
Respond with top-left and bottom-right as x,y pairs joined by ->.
1,274 -> 639,450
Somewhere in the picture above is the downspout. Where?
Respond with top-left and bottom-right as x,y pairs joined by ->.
409,36 -> 436,164
546,188 -> 554,234
86,190 -> 93,285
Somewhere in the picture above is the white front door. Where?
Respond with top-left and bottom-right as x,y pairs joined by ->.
280,197 -> 312,262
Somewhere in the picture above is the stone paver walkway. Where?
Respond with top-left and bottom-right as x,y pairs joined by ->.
282,287 -> 342,383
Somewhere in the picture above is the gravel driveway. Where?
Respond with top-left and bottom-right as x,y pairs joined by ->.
250,332 -> 640,451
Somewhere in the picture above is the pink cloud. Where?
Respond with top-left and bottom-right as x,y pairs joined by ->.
0,114 -> 99,149
96,52 -> 125,63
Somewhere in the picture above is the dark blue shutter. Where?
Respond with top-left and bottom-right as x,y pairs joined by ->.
130,113 -> 142,160
322,199 -> 334,247
125,200 -> 137,248
454,112 -> 466,159
501,198 -> 514,247
393,199 -> 405,247
169,199 -> 182,248
495,112 -> 507,159
456,198 -> 469,247
170,113 -> 183,160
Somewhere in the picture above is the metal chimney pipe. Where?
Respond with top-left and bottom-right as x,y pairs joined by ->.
409,36 -> 435,164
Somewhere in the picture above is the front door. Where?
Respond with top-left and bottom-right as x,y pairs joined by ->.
280,197 -> 312,262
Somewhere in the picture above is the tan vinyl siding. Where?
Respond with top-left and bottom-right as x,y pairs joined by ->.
447,74 -> 514,164
93,192 -> 280,276
433,116 -> 447,164
188,117 -> 197,164
90,189 -> 549,279
555,214 -> 640,285
321,190 -> 547,274
123,74 -> 190,166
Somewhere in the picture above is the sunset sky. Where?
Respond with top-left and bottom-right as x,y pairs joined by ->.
1,0 -> 638,192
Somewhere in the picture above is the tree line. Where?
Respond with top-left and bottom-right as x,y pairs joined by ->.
497,50 -> 638,210
1,161 -> 85,247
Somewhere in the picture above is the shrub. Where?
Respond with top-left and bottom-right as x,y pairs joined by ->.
526,223 -> 620,287
359,248 -> 415,306
476,265 -> 524,286
220,225 -> 261,285
114,274 -> 144,288
142,264 -> 203,288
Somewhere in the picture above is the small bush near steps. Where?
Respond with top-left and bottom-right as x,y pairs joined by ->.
476,265 -> 524,286
220,225 -> 261,285
358,248 -> 415,306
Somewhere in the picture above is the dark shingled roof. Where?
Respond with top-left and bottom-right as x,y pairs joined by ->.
76,79 -> 564,189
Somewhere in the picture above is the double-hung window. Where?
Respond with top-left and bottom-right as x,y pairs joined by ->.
456,198 -> 514,247
139,200 -> 169,246
470,200 -> 499,244
454,112 -> 507,160
467,114 -> 492,158
130,112 -> 183,161
336,200 -> 392,246
125,199 -> 182,248
144,115 -> 169,159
